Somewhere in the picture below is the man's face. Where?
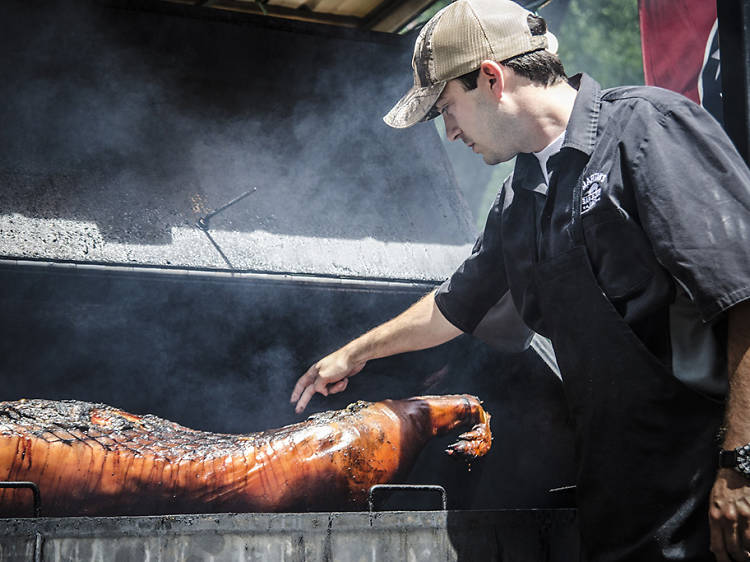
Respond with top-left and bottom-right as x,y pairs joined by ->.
435,77 -> 519,165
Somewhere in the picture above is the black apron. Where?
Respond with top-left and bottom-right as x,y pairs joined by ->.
530,167 -> 724,561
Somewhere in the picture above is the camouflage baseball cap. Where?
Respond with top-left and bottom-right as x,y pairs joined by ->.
383,0 -> 558,129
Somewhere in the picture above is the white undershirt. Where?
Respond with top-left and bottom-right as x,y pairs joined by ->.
533,131 -> 566,185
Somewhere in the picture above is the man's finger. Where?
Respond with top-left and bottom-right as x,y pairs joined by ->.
711,501 -> 731,562
294,383 -> 318,415
743,521 -> 750,558
291,367 -> 316,403
329,379 -> 348,394
711,519 -> 730,562
736,499 -> 750,554
721,506 -> 744,561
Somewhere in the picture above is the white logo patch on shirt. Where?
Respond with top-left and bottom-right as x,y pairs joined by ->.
581,172 -> 607,214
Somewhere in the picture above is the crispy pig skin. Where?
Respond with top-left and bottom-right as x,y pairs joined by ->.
0,395 -> 491,516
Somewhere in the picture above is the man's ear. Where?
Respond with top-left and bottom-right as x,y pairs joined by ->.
478,60 -> 505,100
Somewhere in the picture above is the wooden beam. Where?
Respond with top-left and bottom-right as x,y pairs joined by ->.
161,0 -> 363,28
364,0 -> 437,33
203,0 -> 363,27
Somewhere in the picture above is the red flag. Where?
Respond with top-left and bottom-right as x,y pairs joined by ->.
639,0 -> 719,109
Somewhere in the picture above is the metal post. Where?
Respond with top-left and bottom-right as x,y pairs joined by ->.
717,0 -> 750,164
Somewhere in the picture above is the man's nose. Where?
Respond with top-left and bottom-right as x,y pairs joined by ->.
443,115 -> 461,142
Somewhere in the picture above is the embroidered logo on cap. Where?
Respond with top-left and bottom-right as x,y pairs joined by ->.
581,173 -> 607,214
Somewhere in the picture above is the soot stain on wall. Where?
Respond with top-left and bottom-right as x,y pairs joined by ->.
0,0 -> 474,246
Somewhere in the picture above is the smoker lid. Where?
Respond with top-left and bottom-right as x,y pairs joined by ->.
0,0 -> 476,283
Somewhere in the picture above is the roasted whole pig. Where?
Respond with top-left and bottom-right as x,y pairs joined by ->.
0,395 -> 491,516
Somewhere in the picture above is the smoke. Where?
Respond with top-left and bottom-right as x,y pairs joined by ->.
0,0 -> 473,249
0,0 -> 574,510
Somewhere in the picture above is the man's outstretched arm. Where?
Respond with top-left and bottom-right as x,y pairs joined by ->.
290,291 -> 463,414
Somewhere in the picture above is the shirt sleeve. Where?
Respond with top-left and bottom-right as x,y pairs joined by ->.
628,94 -> 750,322
434,183 -> 513,334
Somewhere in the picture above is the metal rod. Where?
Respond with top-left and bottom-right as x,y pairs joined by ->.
205,187 -> 256,218
197,187 -> 257,231
368,484 -> 447,512
0,481 -> 41,517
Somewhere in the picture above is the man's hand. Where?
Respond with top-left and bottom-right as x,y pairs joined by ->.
288,292 -> 462,414
710,468 -> 750,561
290,348 -> 366,414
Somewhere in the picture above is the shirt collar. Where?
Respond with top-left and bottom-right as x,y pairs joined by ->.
512,153 -> 548,195
511,73 -> 602,193
561,73 -> 602,156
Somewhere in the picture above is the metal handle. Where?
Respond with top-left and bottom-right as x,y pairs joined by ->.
368,484 -> 447,512
548,484 -> 577,494
0,481 -> 41,517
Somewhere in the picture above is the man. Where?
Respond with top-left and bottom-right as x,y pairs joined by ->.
290,1 -> 750,560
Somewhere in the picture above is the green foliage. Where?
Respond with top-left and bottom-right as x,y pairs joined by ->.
399,1 -> 453,34
550,0 -> 644,88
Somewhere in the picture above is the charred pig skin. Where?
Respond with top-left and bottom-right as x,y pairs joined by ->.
0,395 -> 491,516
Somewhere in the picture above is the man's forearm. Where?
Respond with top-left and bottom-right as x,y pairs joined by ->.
721,300 -> 750,448
343,291 -> 463,365
709,300 -> 750,561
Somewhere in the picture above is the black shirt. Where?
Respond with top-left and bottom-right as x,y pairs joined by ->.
435,74 -> 750,395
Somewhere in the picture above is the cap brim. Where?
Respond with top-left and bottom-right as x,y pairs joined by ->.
383,81 -> 447,129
